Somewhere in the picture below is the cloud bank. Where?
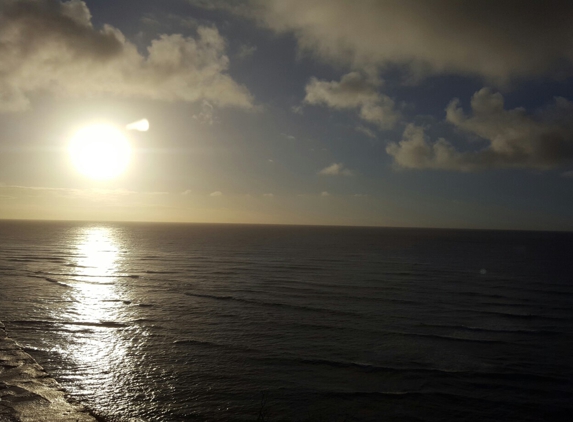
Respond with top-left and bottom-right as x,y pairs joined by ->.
251,0 -> 573,83
387,89 -> 573,171
304,72 -> 399,129
0,0 -> 253,112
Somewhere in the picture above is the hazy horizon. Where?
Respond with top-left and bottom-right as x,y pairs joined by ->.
1,217 -> 572,234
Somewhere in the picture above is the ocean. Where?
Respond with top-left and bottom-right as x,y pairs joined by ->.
0,220 -> 571,421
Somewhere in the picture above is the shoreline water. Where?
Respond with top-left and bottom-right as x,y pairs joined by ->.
0,321 -> 97,422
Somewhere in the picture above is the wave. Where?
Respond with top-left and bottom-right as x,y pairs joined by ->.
9,256 -> 67,263
68,279 -> 116,286
267,264 -> 335,272
61,321 -> 128,328
34,276 -> 134,286
43,277 -> 70,288
266,356 -> 571,385
208,269 -> 243,276
294,358 -> 407,374
419,323 -> 560,336
183,292 -> 360,317
405,332 -> 516,345
477,301 -> 539,309
31,270 -> 140,279
26,274 -> 70,287
173,338 -> 261,355
132,318 -> 158,323
7,319 -> 127,329
22,346 -> 47,354
144,270 -> 180,274
492,285 -> 573,297
316,389 -> 516,406
222,285 -> 425,306
456,290 -> 529,301
8,319 -> 58,327
144,326 -> 552,393
312,383 -> 573,413
476,309 -> 570,321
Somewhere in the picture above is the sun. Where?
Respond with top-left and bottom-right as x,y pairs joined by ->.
69,124 -> 131,180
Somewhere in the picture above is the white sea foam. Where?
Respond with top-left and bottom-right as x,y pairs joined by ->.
0,324 -> 96,421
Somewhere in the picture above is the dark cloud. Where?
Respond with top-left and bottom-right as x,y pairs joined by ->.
387,89 -> 573,171
0,0 -> 253,112
250,0 -> 573,83
0,0 -> 122,59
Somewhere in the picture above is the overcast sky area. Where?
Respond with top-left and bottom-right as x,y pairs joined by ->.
1,0 -> 573,230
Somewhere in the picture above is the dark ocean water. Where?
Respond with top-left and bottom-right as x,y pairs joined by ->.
0,220 -> 572,421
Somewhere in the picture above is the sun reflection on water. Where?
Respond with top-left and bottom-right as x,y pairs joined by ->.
59,226 -> 133,397
74,227 -> 121,283
70,227 -> 124,323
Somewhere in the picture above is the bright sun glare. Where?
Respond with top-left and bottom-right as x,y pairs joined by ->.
69,124 -> 131,180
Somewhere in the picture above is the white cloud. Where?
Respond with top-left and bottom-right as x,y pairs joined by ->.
236,43 -> 257,60
210,191 -> 223,197
320,191 -> 330,197
387,89 -> 573,171
263,193 -> 274,197
386,125 -> 466,171
291,105 -> 304,114
251,0 -> 573,83
0,0 -> 253,112
0,184 -> 167,201
318,163 -> 353,176
356,125 -> 376,139
304,72 -> 399,129
193,100 -> 215,125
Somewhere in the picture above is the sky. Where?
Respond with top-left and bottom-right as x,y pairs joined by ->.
1,0 -> 573,230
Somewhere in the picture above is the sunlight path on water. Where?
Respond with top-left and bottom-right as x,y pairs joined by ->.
50,227 -> 145,418
64,227 -> 126,363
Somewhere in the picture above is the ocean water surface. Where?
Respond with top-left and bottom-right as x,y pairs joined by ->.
0,220 -> 572,421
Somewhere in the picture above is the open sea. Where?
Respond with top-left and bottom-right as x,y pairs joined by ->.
0,220 -> 572,421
